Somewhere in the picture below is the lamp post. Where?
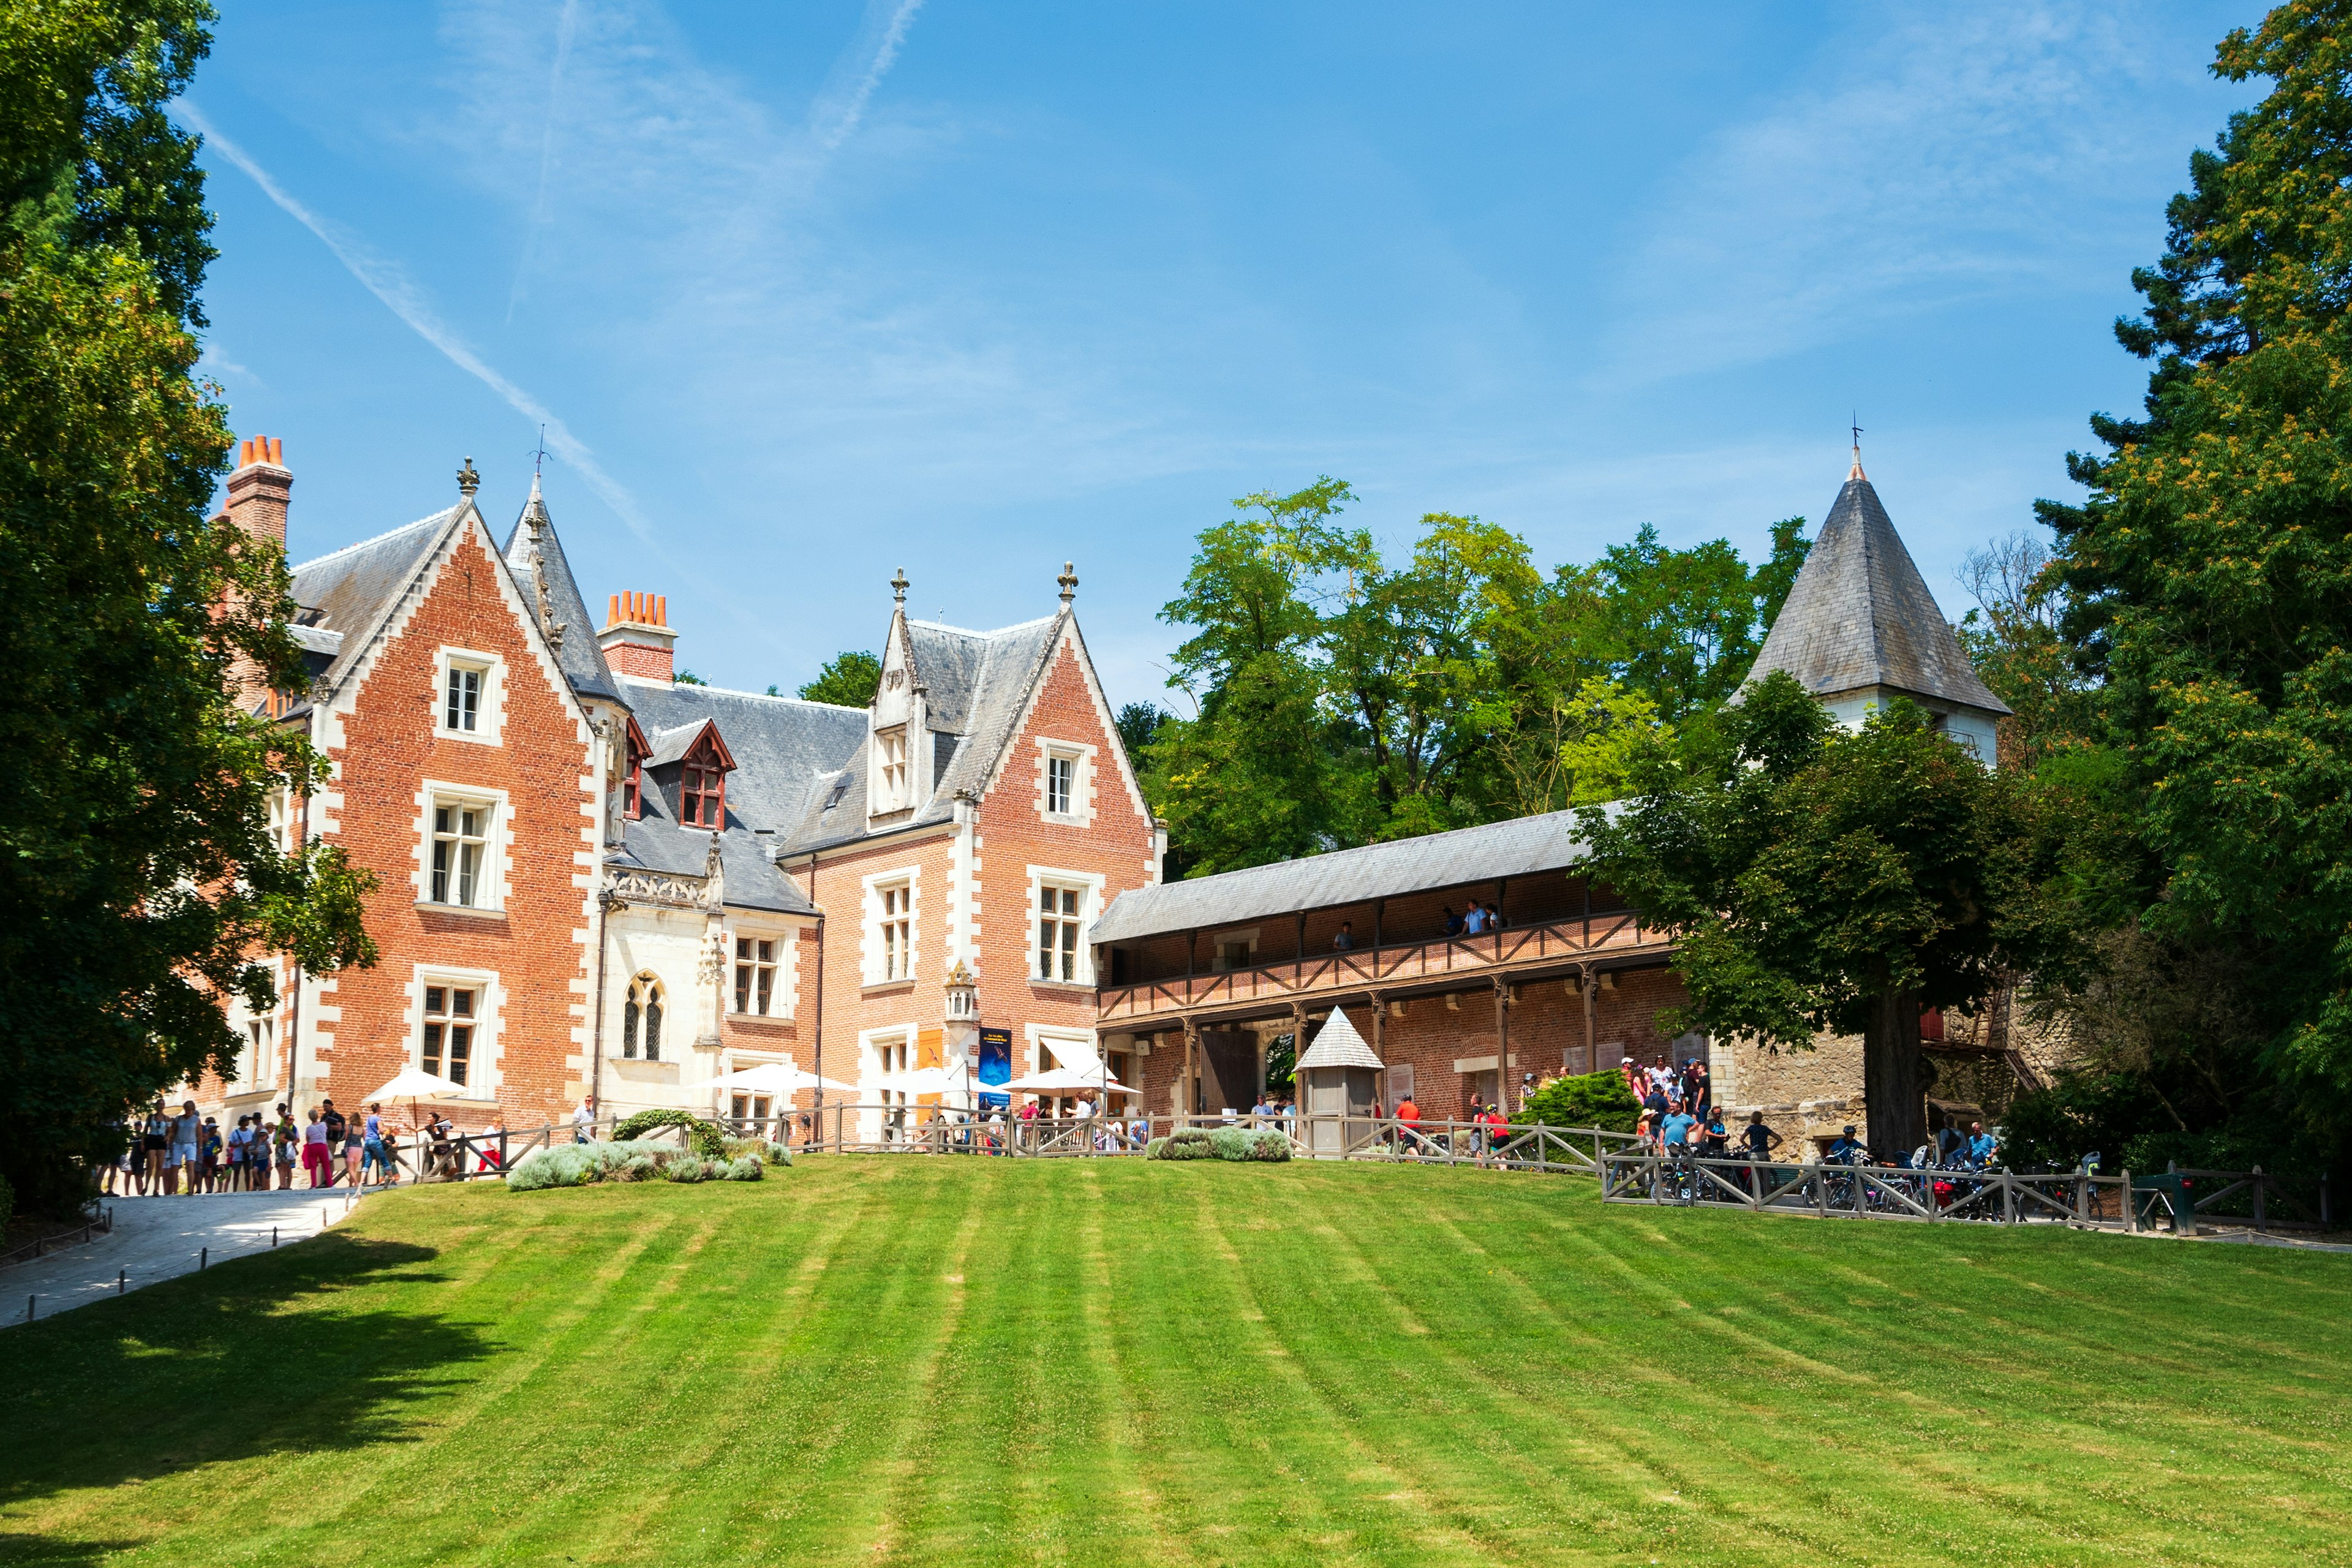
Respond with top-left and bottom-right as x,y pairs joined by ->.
944,960 -> 979,1118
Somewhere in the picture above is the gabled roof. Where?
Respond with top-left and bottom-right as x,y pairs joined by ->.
288,506 -> 464,690
1298,1007 -> 1382,1071
501,475 -> 624,707
1090,804 -> 1618,946
643,717 -> 734,772
785,612 -> 1068,853
1741,461 -> 2010,716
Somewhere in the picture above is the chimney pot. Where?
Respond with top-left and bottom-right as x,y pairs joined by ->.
597,587 -> 677,682
223,432 -> 292,553
268,436 -> 284,466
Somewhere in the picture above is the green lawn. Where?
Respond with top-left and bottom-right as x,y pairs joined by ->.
1,1158 -> 2347,1567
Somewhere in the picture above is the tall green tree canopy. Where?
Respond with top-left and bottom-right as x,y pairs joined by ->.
0,0 -> 374,1210
2038,0 -> 2352,1152
1581,674 -> 2076,1157
1141,479 -> 1805,875
797,649 -> 881,709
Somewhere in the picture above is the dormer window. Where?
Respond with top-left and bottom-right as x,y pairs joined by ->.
682,757 -> 725,827
623,717 -> 649,821
875,725 -> 908,810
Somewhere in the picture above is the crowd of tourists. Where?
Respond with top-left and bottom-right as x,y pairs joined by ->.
1615,1052 -> 2002,1170
99,1099 -> 509,1195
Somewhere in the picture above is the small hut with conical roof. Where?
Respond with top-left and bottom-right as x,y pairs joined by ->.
1296,1006 -> 1384,1153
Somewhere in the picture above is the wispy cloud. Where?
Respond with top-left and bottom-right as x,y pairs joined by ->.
812,0 -> 926,151
179,98 -> 674,563
1602,2 -> 2212,382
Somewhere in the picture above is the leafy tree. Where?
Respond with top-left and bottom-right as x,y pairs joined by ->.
1581,673 -> 2077,1158
2038,0 -> 2352,1158
1142,478 -> 1800,873
671,669 -> 708,686
1510,1068 -> 1641,1134
797,649 -> 880,707
0,0 -> 375,1211
1956,532 -> 2092,771
1591,519 -> 1809,724
1114,701 -> 1164,761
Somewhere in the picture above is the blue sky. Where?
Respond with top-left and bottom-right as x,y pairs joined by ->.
186,1 -> 2259,710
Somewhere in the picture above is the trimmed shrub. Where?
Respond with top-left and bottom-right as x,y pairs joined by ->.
663,1155 -> 709,1183
718,1155 -> 763,1181
1243,1129 -> 1292,1162
1207,1126 -> 1254,1161
507,1139 -> 683,1191
1148,1128 -> 1218,1161
611,1110 -> 728,1158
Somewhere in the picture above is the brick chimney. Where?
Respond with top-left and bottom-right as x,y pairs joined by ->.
221,435 -> 292,551
599,590 -> 676,682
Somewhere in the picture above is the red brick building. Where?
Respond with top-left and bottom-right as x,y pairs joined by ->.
197,440 -> 1161,1136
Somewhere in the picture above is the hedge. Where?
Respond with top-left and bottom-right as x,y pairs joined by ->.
1147,1126 -> 1290,1163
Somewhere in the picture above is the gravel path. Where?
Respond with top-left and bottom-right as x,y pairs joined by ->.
2,1186 -> 372,1325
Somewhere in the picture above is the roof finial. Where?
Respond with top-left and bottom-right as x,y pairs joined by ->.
532,423 -> 548,478
1057,560 -> 1078,607
891,567 -> 909,606
457,456 -> 480,497
1849,414 -> 1866,481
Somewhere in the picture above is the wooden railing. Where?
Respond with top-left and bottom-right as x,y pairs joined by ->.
1097,911 -> 1675,1025
1598,1150 -> 2329,1234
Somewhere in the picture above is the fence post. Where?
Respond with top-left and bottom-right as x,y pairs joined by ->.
2001,1173 -> 2016,1224
1814,1166 -> 1828,1219
2252,1165 -> 2267,1229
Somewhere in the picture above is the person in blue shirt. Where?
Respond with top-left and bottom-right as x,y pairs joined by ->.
1659,1102 -> 1698,1152
1826,1126 -> 1865,1164
1442,906 -> 1463,937
1967,1121 -> 1999,1166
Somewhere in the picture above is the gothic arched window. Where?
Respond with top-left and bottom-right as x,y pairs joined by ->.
622,974 -> 665,1061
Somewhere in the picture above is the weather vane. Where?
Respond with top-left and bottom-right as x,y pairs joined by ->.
530,424 -> 550,478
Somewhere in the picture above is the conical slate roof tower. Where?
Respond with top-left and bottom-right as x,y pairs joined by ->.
1740,445 -> 2008,762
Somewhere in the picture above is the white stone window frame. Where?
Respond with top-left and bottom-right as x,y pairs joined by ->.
415,780 -> 510,915
434,646 -> 506,747
1026,865 -> 1105,986
858,1022 -> 921,1121
862,866 -> 920,986
726,921 -> 799,1020
408,963 -> 500,1100
1025,1023 -> 1101,1077
1032,737 -> 1097,827
223,994 -> 277,1096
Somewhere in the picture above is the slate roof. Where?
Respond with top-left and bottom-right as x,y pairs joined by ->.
1090,805 -> 1613,946
612,783 -> 818,916
1741,464 -> 2010,715
288,507 -> 462,689
619,677 -> 869,845
784,612 -> 1068,854
501,477 -> 624,706
1297,1006 -> 1383,1070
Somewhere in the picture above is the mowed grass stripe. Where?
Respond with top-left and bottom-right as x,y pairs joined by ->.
4,1158 -> 2350,1566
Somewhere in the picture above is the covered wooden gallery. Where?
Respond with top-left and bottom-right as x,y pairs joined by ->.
1087,808 -> 1703,1118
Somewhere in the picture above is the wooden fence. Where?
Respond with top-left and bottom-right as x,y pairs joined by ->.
1599,1150 -> 2329,1234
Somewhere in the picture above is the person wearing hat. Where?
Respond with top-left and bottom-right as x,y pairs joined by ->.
1827,1125 -> 1864,1164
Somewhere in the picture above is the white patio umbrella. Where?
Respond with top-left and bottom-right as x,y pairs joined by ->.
364,1067 -> 472,1131
1001,1065 -> 1140,1096
705,1061 -> 857,1096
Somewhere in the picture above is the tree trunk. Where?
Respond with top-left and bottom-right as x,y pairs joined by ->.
1862,989 -> 1928,1161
